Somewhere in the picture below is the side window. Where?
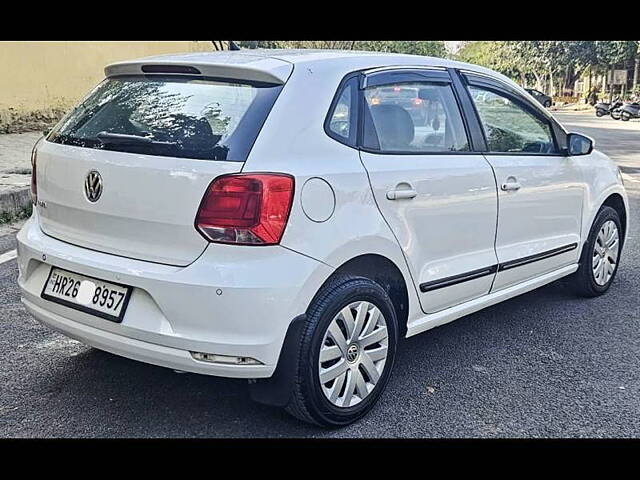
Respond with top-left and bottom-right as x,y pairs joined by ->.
326,77 -> 357,146
468,86 -> 557,154
362,82 -> 469,153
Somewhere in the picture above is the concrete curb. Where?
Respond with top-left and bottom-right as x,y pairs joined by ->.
0,185 -> 31,219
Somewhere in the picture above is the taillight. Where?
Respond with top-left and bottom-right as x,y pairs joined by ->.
413,98 -> 423,105
195,173 -> 294,245
30,144 -> 38,202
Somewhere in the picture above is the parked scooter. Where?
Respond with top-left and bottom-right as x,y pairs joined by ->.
620,101 -> 640,121
595,97 -> 623,118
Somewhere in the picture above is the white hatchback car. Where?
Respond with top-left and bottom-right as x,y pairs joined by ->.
18,49 -> 628,426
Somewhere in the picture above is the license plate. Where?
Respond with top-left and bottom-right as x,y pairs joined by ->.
41,267 -> 132,323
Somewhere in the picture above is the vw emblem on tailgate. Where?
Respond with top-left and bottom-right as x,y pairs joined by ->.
84,170 -> 103,202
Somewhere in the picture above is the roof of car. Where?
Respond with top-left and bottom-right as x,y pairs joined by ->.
105,48 -> 512,86
127,48 -> 496,72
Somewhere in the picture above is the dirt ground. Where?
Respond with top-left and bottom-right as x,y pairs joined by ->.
0,109 -> 64,135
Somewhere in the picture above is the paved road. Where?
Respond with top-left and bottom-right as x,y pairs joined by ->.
1,112 -> 639,438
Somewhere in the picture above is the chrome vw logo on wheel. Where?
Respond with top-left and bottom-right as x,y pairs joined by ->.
346,344 -> 359,363
84,170 -> 103,202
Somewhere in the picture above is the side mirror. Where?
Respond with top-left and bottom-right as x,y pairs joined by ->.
567,132 -> 594,155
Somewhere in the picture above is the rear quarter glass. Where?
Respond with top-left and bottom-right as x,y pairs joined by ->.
47,75 -> 283,162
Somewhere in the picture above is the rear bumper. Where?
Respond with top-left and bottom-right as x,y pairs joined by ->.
17,215 -> 333,378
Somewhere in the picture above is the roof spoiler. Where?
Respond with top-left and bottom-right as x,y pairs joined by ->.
104,58 -> 293,85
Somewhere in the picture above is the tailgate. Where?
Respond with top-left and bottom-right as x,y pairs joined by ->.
37,141 -> 241,265
35,71 -> 284,266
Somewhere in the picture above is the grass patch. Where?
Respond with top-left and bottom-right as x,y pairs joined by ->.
0,202 -> 32,225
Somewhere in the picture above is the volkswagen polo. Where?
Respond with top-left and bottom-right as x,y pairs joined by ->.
17,49 -> 629,426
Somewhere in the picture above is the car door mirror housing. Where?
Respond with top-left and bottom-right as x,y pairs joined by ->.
567,132 -> 594,155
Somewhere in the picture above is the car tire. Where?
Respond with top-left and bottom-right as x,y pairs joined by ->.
621,112 -> 630,121
595,109 -> 604,117
544,100 -> 552,108
572,206 -> 622,298
285,274 -> 398,427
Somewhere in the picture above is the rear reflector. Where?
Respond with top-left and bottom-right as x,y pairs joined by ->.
191,352 -> 262,365
195,173 -> 294,245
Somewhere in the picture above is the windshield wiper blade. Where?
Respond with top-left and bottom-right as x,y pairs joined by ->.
96,132 -> 177,146
96,132 -> 153,144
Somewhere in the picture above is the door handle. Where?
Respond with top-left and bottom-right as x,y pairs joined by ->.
387,187 -> 417,200
501,177 -> 521,192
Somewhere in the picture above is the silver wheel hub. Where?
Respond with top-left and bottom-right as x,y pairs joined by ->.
318,301 -> 389,408
346,344 -> 359,363
592,220 -> 619,286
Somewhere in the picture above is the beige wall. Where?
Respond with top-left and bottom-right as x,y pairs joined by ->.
0,41 -> 215,124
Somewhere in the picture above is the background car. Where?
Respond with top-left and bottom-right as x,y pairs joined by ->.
368,85 -> 429,125
525,88 -> 553,108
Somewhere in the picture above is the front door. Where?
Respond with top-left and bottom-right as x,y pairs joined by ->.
465,76 -> 584,291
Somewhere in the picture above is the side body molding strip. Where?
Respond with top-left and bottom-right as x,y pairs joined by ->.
497,243 -> 578,271
419,243 -> 578,293
420,265 -> 498,293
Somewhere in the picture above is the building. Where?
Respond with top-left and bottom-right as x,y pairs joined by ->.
0,41 -> 219,133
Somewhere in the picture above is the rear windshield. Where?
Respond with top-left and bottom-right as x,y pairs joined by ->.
47,75 -> 283,162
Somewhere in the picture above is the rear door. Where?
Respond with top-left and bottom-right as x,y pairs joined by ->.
36,73 -> 283,266
358,68 -> 499,314
463,73 -> 584,291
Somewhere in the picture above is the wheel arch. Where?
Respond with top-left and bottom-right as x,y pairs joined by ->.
579,189 -> 629,263
248,252 -> 411,408
601,193 -> 627,245
328,253 -> 410,338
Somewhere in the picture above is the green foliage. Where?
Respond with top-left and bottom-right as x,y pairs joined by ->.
455,41 -> 639,94
457,41 -> 502,69
594,41 -> 638,66
237,40 -> 290,49
236,40 -> 447,58
352,41 -> 446,57
0,202 -> 32,225
235,40 -> 638,95
457,41 -> 638,77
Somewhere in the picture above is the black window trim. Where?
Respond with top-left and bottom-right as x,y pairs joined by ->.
356,67 -> 475,156
360,66 -> 451,89
461,71 -> 569,156
323,72 -> 361,148
323,66 -> 569,157
448,68 -> 487,152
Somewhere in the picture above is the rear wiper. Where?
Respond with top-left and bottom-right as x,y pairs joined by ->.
96,132 -> 177,146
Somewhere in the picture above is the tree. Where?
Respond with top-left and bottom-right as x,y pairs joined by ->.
236,40 -> 446,58
455,41 -> 638,97
456,41 -> 500,68
457,41 -> 540,87
353,41 -> 446,57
